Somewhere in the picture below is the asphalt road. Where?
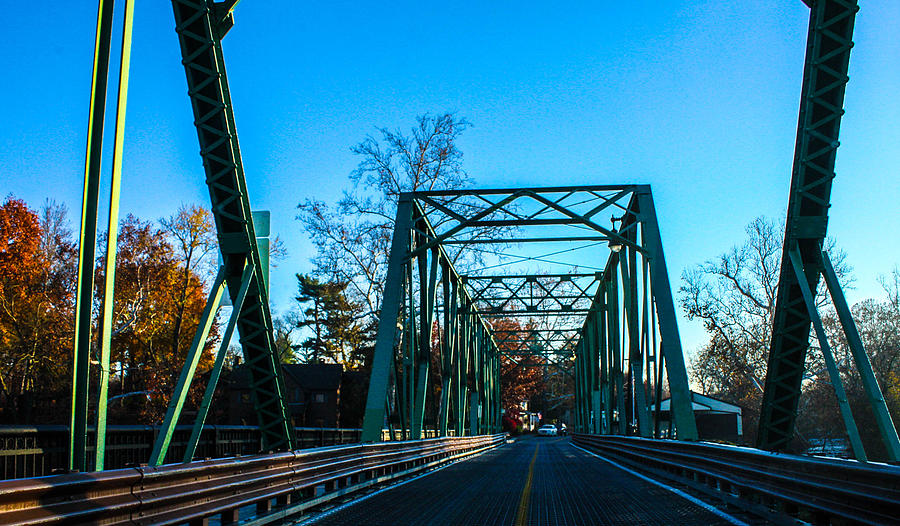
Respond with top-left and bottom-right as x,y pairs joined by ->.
303,435 -> 740,525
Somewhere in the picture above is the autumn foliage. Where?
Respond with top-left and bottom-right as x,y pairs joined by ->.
0,197 -> 220,424
0,197 -> 75,421
100,210 -> 219,422
491,318 -> 545,412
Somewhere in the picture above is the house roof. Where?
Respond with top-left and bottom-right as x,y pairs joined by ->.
654,392 -> 742,414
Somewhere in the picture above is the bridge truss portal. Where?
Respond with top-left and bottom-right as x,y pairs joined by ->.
361,186 -> 699,442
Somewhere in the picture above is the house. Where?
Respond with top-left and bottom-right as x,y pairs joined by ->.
227,363 -> 343,427
652,392 -> 743,443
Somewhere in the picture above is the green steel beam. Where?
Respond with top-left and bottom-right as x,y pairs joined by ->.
442,236 -> 610,245
821,252 -> 900,461
93,0 -> 134,472
608,258 -> 627,435
758,0 -> 858,452
369,185 -> 696,443
171,0 -> 293,452
362,199 -> 413,441
635,190 -> 698,440
183,264 -> 254,463
787,246 -> 866,461
438,268 -> 454,436
416,185 -> 636,197
463,273 -> 603,280
71,0 -> 117,473
149,266 -> 227,466
622,223 -> 651,437
411,246 -> 439,439
597,281 -> 609,434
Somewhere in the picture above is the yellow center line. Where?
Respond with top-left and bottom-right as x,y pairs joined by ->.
515,444 -> 539,526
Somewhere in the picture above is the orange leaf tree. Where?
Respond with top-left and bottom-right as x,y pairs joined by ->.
0,197 -> 75,422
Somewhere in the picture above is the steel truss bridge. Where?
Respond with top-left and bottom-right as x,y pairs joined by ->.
3,0 -> 899,524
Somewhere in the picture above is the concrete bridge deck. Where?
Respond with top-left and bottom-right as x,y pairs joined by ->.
302,436 -> 744,526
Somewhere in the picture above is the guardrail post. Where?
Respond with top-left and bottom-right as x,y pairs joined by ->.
221,509 -> 239,525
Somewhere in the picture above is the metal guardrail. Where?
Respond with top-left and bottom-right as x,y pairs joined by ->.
573,434 -> 900,525
0,425 -> 366,480
0,434 -> 505,525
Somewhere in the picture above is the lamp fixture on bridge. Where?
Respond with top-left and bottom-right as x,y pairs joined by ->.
608,215 -> 624,253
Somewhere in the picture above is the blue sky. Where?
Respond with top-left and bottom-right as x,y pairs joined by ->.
2,1 -> 898,353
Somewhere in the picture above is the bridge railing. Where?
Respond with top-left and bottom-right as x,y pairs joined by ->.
0,425 -> 367,480
0,433 -> 505,525
573,434 -> 900,525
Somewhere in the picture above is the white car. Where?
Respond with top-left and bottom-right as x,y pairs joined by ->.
537,424 -> 557,437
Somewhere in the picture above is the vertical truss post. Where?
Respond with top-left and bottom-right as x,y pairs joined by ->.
450,293 -> 462,436
641,250 -> 654,428
471,324 -> 482,434
149,266 -> 227,466
183,264 -> 254,463
788,247 -> 866,461
362,198 -> 413,442
597,282 -> 609,434
583,342 -> 591,433
451,277 -> 461,435
464,309 -> 472,434
758,0 -> 859,452
456,303 -> 469,435
411,245 -> 438,439
171,0 -> 293,452
822,252 -> 900,460
587,312 -> 601,434
607,258 -> 627,435
575,342 -> 585,432
404,247 -> 416,439
439,267 -> 453,436
636,190 -> 698,440
71,0 -> 116,473
622,221 -> 651,437
93,0 -> 134,471
468,391 -> 480,436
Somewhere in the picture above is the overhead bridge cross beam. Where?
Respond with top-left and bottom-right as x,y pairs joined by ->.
362,185 -> 698,442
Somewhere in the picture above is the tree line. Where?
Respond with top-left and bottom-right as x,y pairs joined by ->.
9,111 -> 884,455
681,216 -> 900,459
0,198 -> 220,423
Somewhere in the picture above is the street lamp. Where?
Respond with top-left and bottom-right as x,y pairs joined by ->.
608,215 -> 624,252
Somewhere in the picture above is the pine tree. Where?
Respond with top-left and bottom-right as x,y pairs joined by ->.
295,274 -> 364,367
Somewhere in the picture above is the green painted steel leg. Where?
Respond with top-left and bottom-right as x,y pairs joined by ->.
411,247 -> 439,439
636,190 -> 698,440
438,271 -> 452,436
597,284 -> 609,434
608,262 -> 627,435
468,391 -> 480,436
457,310 -> 470,436
622,241 -> 651,437
821,251 -> 900,461
362,199 -> 413,442
149,266 -> 227,466
184,265 -> 254,463
71,0 -> 116,473
788,247 -> 866,462
172,0 -> 293,454
404,262 -> 415,440
94,0 -> 135,472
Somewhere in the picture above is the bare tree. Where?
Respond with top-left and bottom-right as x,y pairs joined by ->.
679,216 -> 851,441
160,204 -> 217,359
297,113 -> 478,320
